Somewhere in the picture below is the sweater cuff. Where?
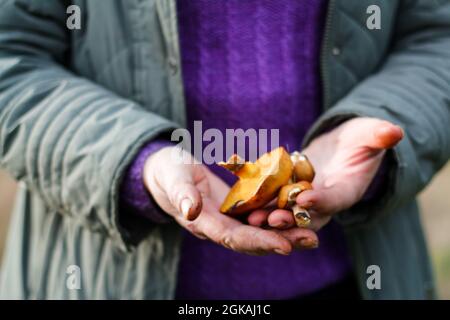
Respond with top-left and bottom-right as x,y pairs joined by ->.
120,140 -> 174,223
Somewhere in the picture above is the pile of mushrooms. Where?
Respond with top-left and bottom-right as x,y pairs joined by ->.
219,147 -> 315,227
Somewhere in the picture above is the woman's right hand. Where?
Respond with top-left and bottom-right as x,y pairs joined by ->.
143,146 -> 319,255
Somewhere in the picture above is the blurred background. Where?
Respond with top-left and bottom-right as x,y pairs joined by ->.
0,163 -> 449,298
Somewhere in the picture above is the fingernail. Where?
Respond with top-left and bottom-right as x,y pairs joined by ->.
274,249 -> 290,255
181,198 -> 193,219
273,221 -> 287,229
299,238 -> 319,249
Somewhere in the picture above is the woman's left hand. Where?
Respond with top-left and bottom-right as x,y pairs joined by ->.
247,117 -> 404,232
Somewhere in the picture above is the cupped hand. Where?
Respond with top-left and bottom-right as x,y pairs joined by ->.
247,117 -> 404,232
143,146 -> 319,255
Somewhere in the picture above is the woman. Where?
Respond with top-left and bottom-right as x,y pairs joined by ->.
0,0 -> 449,299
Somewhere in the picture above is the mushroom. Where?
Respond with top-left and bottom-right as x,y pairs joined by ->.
217,153 -> 245,173
219,147 -> 294,215
290,151 -> 315,183
277,181 -> 313,227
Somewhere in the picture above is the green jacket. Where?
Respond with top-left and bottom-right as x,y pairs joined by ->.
0,0 -> 449,299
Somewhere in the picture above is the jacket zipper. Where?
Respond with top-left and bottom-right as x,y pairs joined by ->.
320,0 -> 336,110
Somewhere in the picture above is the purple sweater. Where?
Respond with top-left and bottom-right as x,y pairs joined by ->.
121,0 -> 354,299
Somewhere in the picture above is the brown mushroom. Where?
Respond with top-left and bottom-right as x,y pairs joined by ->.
219,147 -> 293,215
277,181 -> 313,227
290,151 -> 315,183
217,154 -> 245,173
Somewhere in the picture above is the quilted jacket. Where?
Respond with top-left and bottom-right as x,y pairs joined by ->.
0,0 -> 449,299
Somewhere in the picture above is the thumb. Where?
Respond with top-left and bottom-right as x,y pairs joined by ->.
170,180 -> 203,221
296,183 -> 355,217
365,120 -> 404,150
146,147 -> 204,221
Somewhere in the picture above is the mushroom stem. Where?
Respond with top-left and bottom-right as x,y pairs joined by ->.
278,182 -> 313,228
292,204 -> 311,227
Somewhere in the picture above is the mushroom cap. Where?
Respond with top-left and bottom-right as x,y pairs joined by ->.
220,147 -> 294,215
291,152 -> 315,183
277,181 -> 313,209
217,154 -> 244,173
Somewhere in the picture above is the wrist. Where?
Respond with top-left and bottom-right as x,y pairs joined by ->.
120,140 -> 174,223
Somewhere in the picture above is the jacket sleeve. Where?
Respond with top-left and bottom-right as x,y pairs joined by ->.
0,0 -> 179,250
303,0 -> 450,226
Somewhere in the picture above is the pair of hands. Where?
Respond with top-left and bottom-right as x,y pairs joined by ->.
144,118 -> 403,256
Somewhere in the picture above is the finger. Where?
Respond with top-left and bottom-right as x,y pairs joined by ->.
296,187 -> 352,217
306,213 -> 331,232
188,200 -> 292,255
367,121 -> 404,150
171,182 -> 203,221
267,209 -> 296,229
145,148 -> 205,221
157,163 -> 204,221
247,209 -> 270,227
159,160 -> 204,221
224,225 -> 293,255
276,228 -> 319,249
